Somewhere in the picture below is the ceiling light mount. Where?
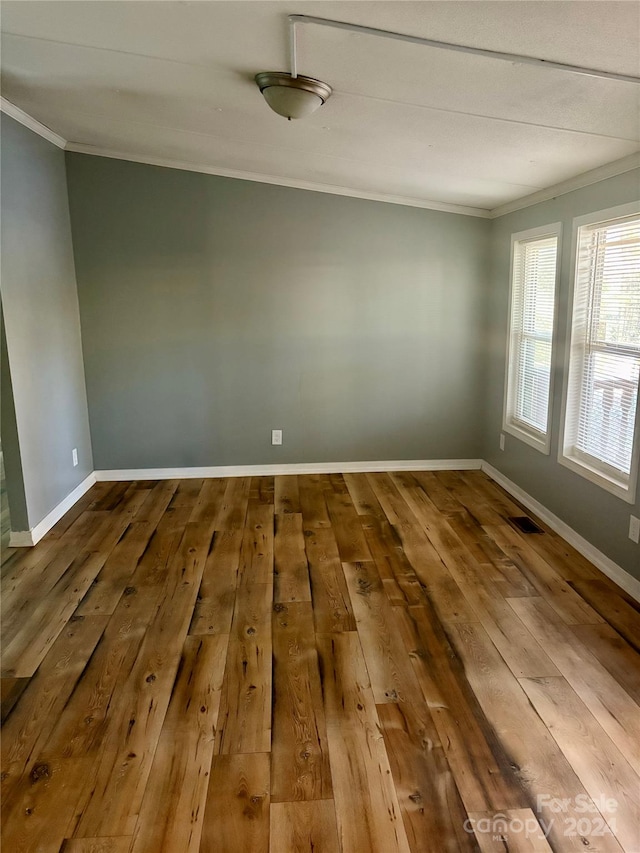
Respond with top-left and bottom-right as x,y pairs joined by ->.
255,71 -> 332,120
288,14 -> 640,85
256,12 -> 639,122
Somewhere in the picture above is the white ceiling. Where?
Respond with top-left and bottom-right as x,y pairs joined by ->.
2,1 -> 639,215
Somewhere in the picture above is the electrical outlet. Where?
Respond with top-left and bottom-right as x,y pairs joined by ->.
499,434 -> 505,451
629,515 -> 640,544
271,429 -> 283,446
72,448 -> 78,467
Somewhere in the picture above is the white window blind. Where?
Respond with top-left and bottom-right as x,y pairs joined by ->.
503,226 -> 559,452
562,209 -> 640,500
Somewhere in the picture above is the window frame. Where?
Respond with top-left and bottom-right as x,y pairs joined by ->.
502,222 -> 562,454
559,201 -> 640,504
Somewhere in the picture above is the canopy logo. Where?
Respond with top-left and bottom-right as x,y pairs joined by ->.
464,798 -> 618,843
463,813 -> 554,842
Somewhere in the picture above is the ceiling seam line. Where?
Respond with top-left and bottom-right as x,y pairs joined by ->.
336,90 -> 640,143
38,105 -> 546,189
289,14 -> 640,85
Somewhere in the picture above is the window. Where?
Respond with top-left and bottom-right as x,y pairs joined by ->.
560,203 -> 640,502
503,223 -> 561,453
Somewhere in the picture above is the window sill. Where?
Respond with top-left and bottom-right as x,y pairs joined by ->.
558,451 -> 636,504
503,420 -> 551,455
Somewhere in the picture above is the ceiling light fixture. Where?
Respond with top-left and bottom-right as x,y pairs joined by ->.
255,71 -> 332,120
256,13 -> 640,121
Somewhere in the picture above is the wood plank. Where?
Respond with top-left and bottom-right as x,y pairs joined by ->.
188,477 -> 228,523
316,632 -> 411,853
251,475 -> 275,506
215,582 -> 273,754
324,491 -> 372,563
0,676 -> 29,724
215,477 -> 251,530
377,701 -> 474,853
570,622 -> 640,705
76,520 -> 155,616
201,752 -> 270,853
391,475 -> 559,678
274,475 -> 300,515
189,528 -> 243,635
298,475 -> 331,529
509,596 -> 640,776
445,509 -> 535,597
498,504 -> 624,594
31,542 -> 179,766
2,510 -> 114,645
462,472 -> 531,520
0,488 -> 158,679
60,839 -> 133,853
129,480 -> 179,525
449,621 -> 626,853
130,634 -> 229,853
342,560 -> 423,704
269,801 -> 340,853
2,508 -> 108,594
169,478 -> 205,507
392,604 -> 526,813
433,471 -> 508,526
88,482 -> 131,512
483,523 -> 604,626
412,471 -> 464,514
0,513 -> 193,851
1,548 -> 111,678
51,482 -> 111,531
274,513 -> 311,603
327,473 -> 349,495
271,602 -> 332,802
519,676 -> 640,852
343,472 -> 387,520
325,492 -> 371,562
72,521 -> 214,837
366,474 -> 478,623
238,503 -> 274,586
567,579 -> 640,650
1,615 -> 109,800
304,527 -> 356,633
391,471 -> 510,595
360,515 -> 424,607
366,472 -> 417,525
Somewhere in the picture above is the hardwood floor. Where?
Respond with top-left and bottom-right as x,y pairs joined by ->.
1,470 -> 639,852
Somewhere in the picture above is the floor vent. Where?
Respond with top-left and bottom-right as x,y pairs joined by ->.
508,515 -> 543,534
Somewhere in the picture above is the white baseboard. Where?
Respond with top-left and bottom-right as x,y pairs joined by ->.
8,473 -> 97,548
94,458 -> 483,481
481,462 -> 640,603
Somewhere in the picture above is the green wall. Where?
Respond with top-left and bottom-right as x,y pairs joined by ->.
1,306 -> 28,531
6,133 -> 637,581
484,168 -> 640,580
0,116 -> 93,532
65,154 -> 489,471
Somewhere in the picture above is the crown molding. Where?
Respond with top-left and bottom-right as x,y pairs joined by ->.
0,97 -> 66,149
63,142 -> 491,218
2,97 -> 635,220
490,152 -> 640,219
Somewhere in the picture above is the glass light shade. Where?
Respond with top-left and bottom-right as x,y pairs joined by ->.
255,73 -> 332,120
261,86 -> 324,119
